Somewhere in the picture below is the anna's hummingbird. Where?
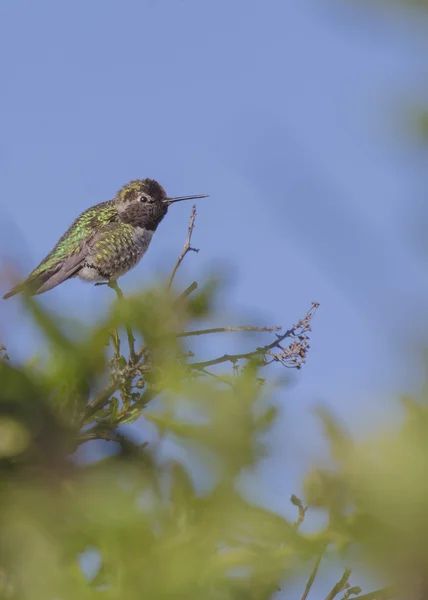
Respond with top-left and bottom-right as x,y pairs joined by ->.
3,179 -> 208,299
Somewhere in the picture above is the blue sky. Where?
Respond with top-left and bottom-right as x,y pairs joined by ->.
1,0 -> 428,582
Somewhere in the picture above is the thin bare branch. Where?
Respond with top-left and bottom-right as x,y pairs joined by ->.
108,280 -> 136,363
189,302 -> 319,372
84,303 -> 319,423
176,281 -> 198,302
176,325 -> 281,338
167,205 -> 199,288
301,545 -> 328,600
325,568 -> 352,600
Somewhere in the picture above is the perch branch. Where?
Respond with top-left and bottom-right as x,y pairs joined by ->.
167,205 -> 199,288
108,280 -> 136,363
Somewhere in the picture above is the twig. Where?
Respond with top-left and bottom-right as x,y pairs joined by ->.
177,281 -> 197,301
190,350 -> 269,370
176,325 -> 281,338
301,545 -> 328,600
291,494 -> 308,532
189,302 -> 319,371
77,429 -> 126,444
325,568 -> 352,600
109,329 -> 121,360
85,303 -> 318,422
167,205 -> 199,288
85,381 -> 119,419
84,359 -> 148,419
108,280 -> 136,363
83,380 -> 158,432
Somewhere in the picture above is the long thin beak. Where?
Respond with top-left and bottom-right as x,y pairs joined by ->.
164,194 -> 209,205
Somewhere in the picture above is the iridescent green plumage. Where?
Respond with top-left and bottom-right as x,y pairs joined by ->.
31,201 -> 118,277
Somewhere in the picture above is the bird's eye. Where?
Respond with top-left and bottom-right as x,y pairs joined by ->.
140,195 -> 148,203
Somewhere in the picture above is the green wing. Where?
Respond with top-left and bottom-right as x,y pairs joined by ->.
3,201 -> 118,298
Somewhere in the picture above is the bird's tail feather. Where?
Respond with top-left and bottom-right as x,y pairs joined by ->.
3,286 -> 23,300
3,270 -> 54,300
3,253 -> 86,299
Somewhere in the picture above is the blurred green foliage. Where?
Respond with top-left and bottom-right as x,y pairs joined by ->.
304,398 -> 428,599
4,279 -> 427,599
0,284 -> 428,600
3,149 -> 426,600
0,284 -> 319,599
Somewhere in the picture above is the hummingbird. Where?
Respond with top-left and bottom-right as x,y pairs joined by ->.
3,179 -> 208,299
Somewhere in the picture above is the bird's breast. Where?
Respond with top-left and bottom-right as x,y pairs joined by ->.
133,227 -> 154,254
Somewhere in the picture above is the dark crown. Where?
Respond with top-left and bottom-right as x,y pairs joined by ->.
117,179 -> 167,204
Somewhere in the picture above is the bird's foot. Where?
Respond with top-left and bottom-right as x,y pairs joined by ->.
107,280 -> 123,298
94,281 -> 109,287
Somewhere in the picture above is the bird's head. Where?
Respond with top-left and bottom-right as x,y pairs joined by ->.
114,179 -> 208,230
